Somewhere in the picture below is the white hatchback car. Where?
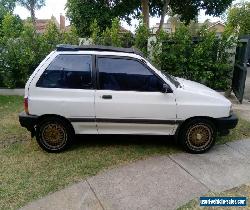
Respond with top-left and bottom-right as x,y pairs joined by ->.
19,45 -> 238,153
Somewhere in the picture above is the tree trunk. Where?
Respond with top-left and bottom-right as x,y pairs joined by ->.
141,0 -> 149,28
30,8 -> 36,25
30,0 -> 36,25
157,0 -> 170,33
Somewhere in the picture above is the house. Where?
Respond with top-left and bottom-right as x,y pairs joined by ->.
151,20 -> 225,36
151,20 -> 174,34
35,14 -> 66,34
206,21 -> 225,35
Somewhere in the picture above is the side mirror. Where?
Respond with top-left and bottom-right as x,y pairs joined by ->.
162,83 -> 173,93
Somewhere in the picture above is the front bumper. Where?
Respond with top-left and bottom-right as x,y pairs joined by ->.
215,113 -> 238,135
19,112 -> 38,135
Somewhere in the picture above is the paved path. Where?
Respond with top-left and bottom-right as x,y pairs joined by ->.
244,67 -> 250,101
0,88 -> 24,96
20,139 -> 250,210
229,93 -> 250,121
233,101 -> 250,122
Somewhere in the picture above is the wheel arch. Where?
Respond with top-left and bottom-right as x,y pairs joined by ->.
36,114 -> 75,135
175,116 -> 217,137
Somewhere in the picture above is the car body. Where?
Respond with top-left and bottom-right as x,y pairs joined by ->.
19,45 -> 238,153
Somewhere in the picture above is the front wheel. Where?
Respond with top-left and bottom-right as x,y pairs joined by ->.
36,117 -> 74,152
179,118 -> 216,153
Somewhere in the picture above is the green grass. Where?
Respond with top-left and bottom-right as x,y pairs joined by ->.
0,96 -> 29,148
178,183 -> 250,210
0,95 -> 250,210
217,118 -> 250,144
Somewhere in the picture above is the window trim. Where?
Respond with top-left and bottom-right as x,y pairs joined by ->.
36,54 -> 95,90
96,55 -> 170,92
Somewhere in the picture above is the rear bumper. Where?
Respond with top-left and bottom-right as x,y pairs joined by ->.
19,112 -> 38,135
215,113 -> 238,135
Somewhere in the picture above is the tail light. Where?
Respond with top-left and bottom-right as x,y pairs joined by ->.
24,97 -> 29,114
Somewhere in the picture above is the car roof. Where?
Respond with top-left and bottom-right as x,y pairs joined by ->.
56,44 -> 144,57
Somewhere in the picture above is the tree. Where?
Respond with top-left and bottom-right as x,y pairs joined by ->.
17,0 -> 45,24
134,20 -> 150,56
0,0 -> 17,31
158,0 -> 170,32
0,12 -> 22,38
90,18 -> 134,48
66,0 -> 138,37
66,0 -> 164,36
141,0 -> 149,28
226,2 -> 250,35
0,0 -> 16,12
67,0 -> 233,37
153,0 -> 233,31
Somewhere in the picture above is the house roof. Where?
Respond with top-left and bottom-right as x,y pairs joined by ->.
207,21 -> 225,29
35,16 -> 59,33
119,26 -> 132,34
36,19 -> 50,33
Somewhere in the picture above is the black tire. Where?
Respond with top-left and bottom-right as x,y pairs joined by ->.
178,118 -> 216,154
36,117 -> 74,152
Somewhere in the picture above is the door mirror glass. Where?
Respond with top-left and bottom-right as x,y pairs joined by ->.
162,83 -> 172,93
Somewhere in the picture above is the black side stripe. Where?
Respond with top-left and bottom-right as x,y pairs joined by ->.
68,118 -> 95,122
69,118 -> 183,124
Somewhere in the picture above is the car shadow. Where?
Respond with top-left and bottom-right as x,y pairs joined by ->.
70,134 -> 180,151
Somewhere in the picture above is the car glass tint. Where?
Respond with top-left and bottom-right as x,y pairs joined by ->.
98,57 -> 163,92
37,55 -> 92,89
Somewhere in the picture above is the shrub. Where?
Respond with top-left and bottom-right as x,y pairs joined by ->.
120,31 -> 134,48
0,14 -> 236,90
0,21 -> 41,88
0,15 -> 79,88
134,20 -> 150,56
90,18 -> 134,48
151,26 -> 192,77
61,26 -> 79,45
151,24 -> 236,90
0,13 -> 25,88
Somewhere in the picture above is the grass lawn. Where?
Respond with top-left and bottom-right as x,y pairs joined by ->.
0,95 -> 250,210
178,183 -> 250,210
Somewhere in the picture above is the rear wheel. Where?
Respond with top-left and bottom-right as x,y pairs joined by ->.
36,117 -> 74,152
179,118 -> 216,153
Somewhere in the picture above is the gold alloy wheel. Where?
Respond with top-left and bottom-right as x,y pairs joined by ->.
41,123 -> 67,148
187,124 -> 212,149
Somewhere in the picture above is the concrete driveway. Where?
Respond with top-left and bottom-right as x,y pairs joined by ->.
20,139 -> 250,210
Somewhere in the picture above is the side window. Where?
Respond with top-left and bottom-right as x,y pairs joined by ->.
98,57 -> 163,92
37,55 -> 92,89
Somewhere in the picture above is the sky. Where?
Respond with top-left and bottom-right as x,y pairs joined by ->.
13,0 -> 243,33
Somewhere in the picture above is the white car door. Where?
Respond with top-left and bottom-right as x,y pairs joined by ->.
95,56 -> 177,135
28,53 -> 97,134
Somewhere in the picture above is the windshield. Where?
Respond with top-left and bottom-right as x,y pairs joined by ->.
142,58 -> 181,88
161,71 -> 181,88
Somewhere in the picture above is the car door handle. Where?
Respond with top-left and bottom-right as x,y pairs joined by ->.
102,95 -> 112,99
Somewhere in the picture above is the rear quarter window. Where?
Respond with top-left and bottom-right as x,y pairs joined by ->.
36,54 -> 92,89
